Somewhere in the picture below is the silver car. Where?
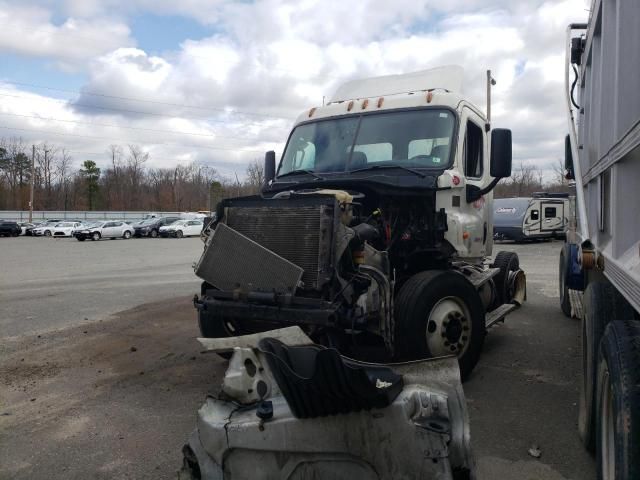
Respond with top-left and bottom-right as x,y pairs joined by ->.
73,221 -> 134,241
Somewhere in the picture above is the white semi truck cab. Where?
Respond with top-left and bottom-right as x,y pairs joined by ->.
562,1 -> 640,478
194,66 -> 525,380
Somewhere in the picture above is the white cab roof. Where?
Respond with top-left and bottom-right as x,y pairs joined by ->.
294,66 -> 485,126
329,65 -> 464,103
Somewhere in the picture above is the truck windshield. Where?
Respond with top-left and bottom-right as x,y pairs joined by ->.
277,109 -> 455,176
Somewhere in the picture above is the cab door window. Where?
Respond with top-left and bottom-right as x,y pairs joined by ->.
464,120 -> 483,178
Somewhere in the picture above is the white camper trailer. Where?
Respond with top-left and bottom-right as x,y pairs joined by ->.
493,192 -> 571,241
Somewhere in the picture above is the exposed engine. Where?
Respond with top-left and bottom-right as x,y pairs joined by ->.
195,188 -> 451,356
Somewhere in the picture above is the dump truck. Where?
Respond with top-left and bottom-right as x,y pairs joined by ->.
194,66 -> 526,379
561,3 -> 640,479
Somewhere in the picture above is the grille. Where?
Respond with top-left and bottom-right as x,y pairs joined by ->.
224,197 -> 336,291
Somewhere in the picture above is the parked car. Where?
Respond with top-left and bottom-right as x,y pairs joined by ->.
0,220 -> 21,237
73,221 -> 134,241
159,219 -> 204,238
51,222 -> 85,237
18,222 -> 35,235
133,216 -> 182,238
31,219 -> 65,236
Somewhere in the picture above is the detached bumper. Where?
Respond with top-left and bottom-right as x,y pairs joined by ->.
180,347 -> 475,480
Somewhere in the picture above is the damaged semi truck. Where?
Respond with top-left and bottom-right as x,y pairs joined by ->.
562,2 -> 640,479
194,66 -> 525,379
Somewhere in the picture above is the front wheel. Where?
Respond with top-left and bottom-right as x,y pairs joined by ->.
176,230 -> 184,238
44,230 -> 52,237
91,232 -> 101,241
123,230 -> 131,239
77,237 -> 85,242
150,229 -> 158,238
395,270 -> 485,380
596,320 -> 640,480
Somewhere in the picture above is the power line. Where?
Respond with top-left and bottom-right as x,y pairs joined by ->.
0,111 -> 261,142
0,125 -> 270,154
2,80 -> 293,120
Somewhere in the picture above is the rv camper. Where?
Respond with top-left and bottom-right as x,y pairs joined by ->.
493,193 -> 571,241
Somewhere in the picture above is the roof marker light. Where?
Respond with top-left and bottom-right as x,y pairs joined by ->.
347,101 -> 354,111
377,97 -> 384,108
308,107 -> 317,118
361,99 -> 369,109
426,91 -> 433,103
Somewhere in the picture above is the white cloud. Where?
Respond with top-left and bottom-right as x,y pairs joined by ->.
1,0 -> 591,180
0,2 -> 133,67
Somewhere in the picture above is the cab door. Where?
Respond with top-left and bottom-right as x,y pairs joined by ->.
458,106 -> 491,258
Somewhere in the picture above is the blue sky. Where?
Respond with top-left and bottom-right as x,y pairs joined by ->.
0,0 -> 589,178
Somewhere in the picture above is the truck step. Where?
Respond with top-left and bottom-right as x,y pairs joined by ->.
485,303 -> 518,328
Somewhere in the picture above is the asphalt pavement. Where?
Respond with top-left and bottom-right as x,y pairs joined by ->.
0,236 -> 202,338
0,236 -> 596,479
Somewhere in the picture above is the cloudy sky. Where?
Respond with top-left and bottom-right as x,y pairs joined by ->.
0,0 -> 589,180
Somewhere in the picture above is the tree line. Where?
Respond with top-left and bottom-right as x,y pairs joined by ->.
1,136 -> 572,212
0,137 -> 265,212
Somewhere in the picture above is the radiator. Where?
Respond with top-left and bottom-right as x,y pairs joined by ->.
224,196 -> 337,291
195,223 -> 303,294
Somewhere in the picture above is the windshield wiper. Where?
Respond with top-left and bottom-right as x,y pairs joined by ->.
349,164 -> 427,178
277,169 -> 324,180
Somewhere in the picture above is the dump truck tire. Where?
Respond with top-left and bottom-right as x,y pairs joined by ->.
559,243 -> 572,317
595,320 -> 640,480
579,283 -> 636,452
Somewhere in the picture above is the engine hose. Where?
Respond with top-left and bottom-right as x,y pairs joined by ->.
570,64 -> 581,110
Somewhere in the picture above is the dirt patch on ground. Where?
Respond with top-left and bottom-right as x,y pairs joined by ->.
0,296 -> 226,480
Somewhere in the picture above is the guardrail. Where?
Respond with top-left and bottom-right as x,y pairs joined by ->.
0,211 -> 186,222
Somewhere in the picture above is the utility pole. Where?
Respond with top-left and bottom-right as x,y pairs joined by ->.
486,69 -> 496,123
29,145 -> 35,222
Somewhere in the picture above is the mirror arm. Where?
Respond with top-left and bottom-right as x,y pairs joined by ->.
466,177 -> 502,203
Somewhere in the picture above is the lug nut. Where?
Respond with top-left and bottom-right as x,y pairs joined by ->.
444,341 -> 450,346
450,345 -> 457,351
462,335 -> 468,341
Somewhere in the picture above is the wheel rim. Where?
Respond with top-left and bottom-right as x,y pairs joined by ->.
93,233 -> 99,241
600,368 -> 615,480
124,231 -> 131,238
426,296 -> 472,357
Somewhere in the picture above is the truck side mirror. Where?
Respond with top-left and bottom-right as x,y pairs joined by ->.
564,134 -> 575,180
264,151 -> 276,185
490,129 -> 512,178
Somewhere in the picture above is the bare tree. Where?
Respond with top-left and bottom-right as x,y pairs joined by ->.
126,144 -> 149,206
56,148 -> 73,210
245,159 -> 264,194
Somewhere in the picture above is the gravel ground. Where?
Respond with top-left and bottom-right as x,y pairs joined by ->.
0,237 -> 595,479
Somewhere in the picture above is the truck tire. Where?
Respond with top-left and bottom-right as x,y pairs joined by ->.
559,243 -> 572,317
491,251 -> 519,306
595,320 -> 640,480
579,283 -> 636,451
395,270 -> 485,380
